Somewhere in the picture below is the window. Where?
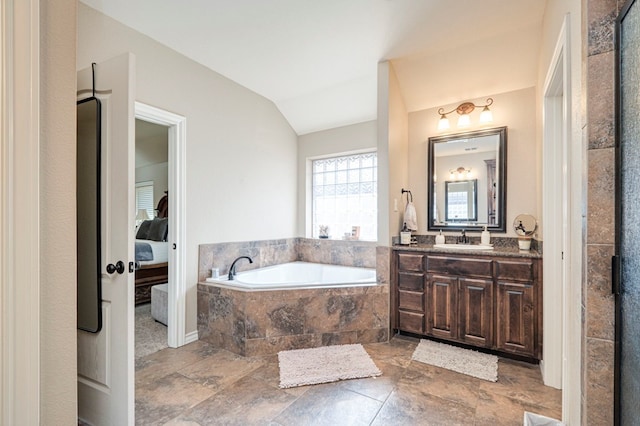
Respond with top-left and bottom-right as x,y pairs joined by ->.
135,181 -> 155,221
312,152 -> 377,241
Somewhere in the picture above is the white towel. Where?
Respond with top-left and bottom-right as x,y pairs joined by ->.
404,201 -> 418,231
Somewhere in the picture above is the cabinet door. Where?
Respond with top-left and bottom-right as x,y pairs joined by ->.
458,278 -> 493,348
496,281 -> 535,357
426,274 -> 457,340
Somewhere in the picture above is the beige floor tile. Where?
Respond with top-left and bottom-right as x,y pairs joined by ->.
399,360 -> 482,408
274,383 -> 383,426
171,376 -> 297,426
135,372 -> 216,425
474,391 -> 561,426
136,342 -> 221,386
134,337 -> 562,425
372,389 -> 476,426
479,360 -> 562,414
178,349 -> 265,392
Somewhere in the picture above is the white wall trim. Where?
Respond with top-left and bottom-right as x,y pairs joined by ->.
542,13 -> 582,424
184,330 -> 199,345
1,0 -> 41,424
135,102 -> 187,348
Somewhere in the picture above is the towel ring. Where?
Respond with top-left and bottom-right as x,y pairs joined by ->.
401,188 -> 413,203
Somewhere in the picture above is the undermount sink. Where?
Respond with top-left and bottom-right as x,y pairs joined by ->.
433,243 -> 494,250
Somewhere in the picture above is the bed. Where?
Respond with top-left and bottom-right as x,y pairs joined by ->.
135,239 -> 168,304
134,193 -> 169,305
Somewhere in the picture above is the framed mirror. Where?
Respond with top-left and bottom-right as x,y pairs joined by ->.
77,96 -> 103,333
428,126 -> 507,232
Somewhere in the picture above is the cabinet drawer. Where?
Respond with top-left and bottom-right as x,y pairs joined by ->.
398,290 -> 424,312
398,253 -> 424,272
427,255 -> 493,278
494,260 -> 534,282
398,272 -> 424,291
398,310 -> 424,334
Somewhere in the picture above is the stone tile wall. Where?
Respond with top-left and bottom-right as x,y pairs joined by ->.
198,238 -> 378,281
198,238 -> 298,282
583,0 -> 624,423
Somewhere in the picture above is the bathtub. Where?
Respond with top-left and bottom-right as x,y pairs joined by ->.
205,261 -> 377,291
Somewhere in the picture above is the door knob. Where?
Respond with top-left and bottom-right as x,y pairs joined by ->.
106,260 -> 125,274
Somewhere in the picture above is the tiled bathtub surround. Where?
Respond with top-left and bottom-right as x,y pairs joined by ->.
197,283 -> 389,356
198,238 -> 377,282
197,238 -> 388,356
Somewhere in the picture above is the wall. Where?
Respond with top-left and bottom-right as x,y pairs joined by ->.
408,88 -> 538,238
296,120 -> 377,237
581,0 -> 622,424
40,0 -> 78,423
136,162 -> 168,207
387,64 -> 409,243
77,4 -> 298,336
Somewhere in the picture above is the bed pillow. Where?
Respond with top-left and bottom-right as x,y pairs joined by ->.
136,219 -> 153,240
147,217 -> 168,241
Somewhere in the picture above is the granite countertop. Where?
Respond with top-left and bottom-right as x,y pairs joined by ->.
392,243 -> 542,259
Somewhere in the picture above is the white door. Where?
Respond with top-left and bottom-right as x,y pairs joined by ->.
77,53 -> 136,425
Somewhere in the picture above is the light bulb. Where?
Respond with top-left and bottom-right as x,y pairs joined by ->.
479,106 -> 493,124
438,114 -> 450,131
457,113 -> 471,127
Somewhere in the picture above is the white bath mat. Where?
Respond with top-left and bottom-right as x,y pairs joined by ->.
278,344 -> 382,388
411,339 -> 498,382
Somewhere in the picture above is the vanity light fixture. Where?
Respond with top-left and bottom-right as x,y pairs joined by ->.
437,98 -> 493,131
449,166 -> 472,180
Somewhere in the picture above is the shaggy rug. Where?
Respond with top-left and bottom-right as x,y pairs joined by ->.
411,339 -> 498,382
278,344 -> 382,388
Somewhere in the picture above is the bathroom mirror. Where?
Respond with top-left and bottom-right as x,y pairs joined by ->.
77,96 -> 103,333
427,126 -> 507,232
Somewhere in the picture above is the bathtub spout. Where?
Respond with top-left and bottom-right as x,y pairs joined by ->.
228,256 -> 253,280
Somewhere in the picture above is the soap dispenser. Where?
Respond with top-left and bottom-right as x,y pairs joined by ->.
481,225 -> 491,245
400,222 -> 411,245
435,230 -> 445,245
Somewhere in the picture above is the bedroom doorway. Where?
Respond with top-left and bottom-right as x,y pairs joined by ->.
134,119 -> 170,357
135,102 -> 187,349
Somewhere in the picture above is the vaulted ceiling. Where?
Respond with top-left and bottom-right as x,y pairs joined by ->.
81,0 -> 546,135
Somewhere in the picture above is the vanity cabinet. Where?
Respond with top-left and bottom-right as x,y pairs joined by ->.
392,250 -> 541,359
396,253 -> 426,334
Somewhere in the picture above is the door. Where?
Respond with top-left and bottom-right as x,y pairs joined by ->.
458,277 -> 493,348
426,274 -> 457,340
615,0 -> 640,423
496,281 -> 535,357
77,53 -> 136,425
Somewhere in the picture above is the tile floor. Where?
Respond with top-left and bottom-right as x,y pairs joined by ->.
135,335 -> 562,425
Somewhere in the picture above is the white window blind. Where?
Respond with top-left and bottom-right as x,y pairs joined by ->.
135,181 -> 155,220
311,152 -> 377,241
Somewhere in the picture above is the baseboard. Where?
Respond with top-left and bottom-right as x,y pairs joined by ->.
185,330 -> 199,344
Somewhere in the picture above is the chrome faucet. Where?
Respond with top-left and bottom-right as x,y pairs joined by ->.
457,230 -> 469,244
228,256 -> 253,280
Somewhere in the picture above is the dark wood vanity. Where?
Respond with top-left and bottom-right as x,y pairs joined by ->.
392,246 -> 542,360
